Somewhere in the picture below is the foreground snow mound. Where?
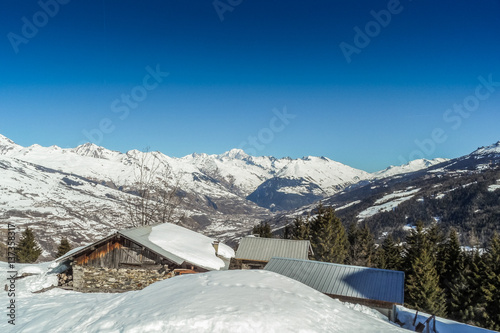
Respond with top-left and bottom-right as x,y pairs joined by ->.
148,222 -> 235,270
4,270 -> 407,333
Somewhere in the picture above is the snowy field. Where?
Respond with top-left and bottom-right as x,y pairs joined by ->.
0,260 -> 411,333
1,260 -> 496,332
357,188 -> 420,220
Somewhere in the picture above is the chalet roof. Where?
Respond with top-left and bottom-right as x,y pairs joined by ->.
234,237 -> 312,262
264,257 -> 404,305
119,226 -> 185,265
56,226 -> 184,265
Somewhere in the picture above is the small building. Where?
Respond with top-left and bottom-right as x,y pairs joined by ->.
264,257 -> 404,320
231,237 -> 313,270
56,223 -> 234,292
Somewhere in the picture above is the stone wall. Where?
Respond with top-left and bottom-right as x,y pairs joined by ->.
72,264 -> 171,292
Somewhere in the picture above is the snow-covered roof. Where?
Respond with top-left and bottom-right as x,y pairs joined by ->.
235,237 -> 312,261
265,257 -> 405,305
148,223 -> 234,270
57,223 -> 234,271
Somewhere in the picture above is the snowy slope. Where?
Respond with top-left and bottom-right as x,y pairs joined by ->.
373,158 -> 448,179
357,188 -> 421,221
468,141 -> 500,158
0,133 -> 462,257
0,261 -> 408,333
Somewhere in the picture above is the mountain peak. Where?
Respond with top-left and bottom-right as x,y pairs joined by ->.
470,141 -> 500,157
0,134 -> 16,145
0,134 -> 22,155
373,157 -> 449,179
72,142 -> 119,160
220,148 -> 249,159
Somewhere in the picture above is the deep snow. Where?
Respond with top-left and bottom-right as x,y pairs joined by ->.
1,261 -> 408,333
148,222 -> 234,270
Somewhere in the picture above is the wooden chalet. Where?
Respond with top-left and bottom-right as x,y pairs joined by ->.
57,225 -> 219,271
56,224 -> 233,292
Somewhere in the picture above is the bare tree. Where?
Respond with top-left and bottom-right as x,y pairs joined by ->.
124,149 -> 183,227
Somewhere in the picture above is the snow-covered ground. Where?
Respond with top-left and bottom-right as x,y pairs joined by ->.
2,259 -> 495,332
1,261 -> 409,333
357,188 -> 420,220
488,182 -> 500,192
373,158 -> 448,179
335,200 -> 361,211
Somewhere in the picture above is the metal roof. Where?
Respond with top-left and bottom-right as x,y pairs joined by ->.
56,226 -> 185,265
235,237 -> 312,261
264,257 -> 404,305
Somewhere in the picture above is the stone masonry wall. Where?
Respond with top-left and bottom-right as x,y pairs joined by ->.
72,265 -> 171,292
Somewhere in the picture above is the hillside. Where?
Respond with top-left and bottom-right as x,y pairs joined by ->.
270,141 -> 500,246
0,134 -> 444,258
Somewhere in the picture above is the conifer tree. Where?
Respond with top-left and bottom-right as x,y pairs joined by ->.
309,204 -> 348,263
288,216 -> 310,240
15,227 -> 42,263
56,238 -> 72,258
403,221 -> 429,275
252,221 -> 273,238
481,232 -> 500,330
348,223 -> 375,267
406,247 -> 447,316
449,251 -> 483,325
347,222 -> 361,264
376,234 -> 402,271
436,228 -> 463,312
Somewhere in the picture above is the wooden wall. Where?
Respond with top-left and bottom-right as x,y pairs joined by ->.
75,237 -> 176,269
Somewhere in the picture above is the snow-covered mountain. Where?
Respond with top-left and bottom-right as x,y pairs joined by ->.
372,158 -> 448,179
0,134 -> 452,257
268,141 -> 500,247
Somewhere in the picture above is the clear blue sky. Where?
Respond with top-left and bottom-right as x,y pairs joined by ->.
1,0 -> 499,172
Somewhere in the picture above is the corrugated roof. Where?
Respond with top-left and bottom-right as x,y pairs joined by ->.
235,237 -> 311,261
264,257 -> 404,305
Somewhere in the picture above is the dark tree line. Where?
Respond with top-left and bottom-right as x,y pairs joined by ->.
266,204 -> 500,330
13,227 -> 72,263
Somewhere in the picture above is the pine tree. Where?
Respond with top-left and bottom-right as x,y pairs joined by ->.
348,223 -> 375,267
403,221 -> 429,276
15,227 -> 42,263
438,228 -> 463,311
348,222 -> 361,264
56,238 -> 72,258
252,222 -> 273,238
481,232 -> 500,330
450,251 -> 487,327
309,204 -> 348,263
287,216 -> 310,240
406,247 -> 447,316
376,234 -> 402,271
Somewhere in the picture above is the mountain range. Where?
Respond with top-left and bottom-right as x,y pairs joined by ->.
1,133 -> 498,257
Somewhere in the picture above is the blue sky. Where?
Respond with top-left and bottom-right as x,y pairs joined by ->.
1,0 -> 500,172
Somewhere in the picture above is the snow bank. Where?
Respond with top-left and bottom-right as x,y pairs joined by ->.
396,306 -> 496,333
148,223 -> 235,270
1,267 -> 408,333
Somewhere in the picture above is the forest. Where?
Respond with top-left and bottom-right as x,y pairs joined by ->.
255,203 -> 500,331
